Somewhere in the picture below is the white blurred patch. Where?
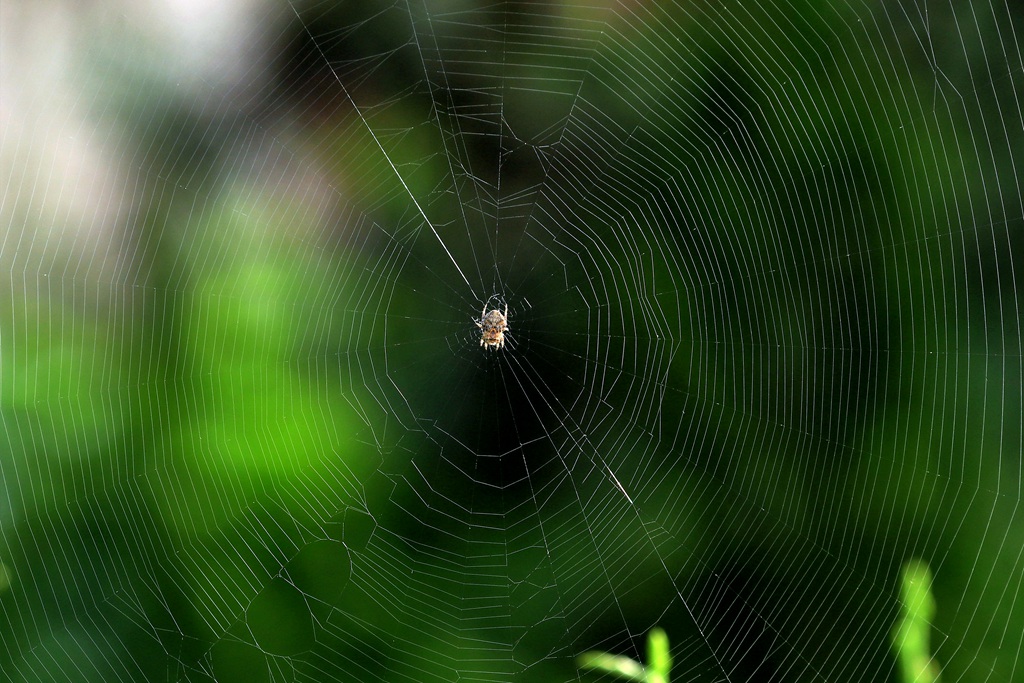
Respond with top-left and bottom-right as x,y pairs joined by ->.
126,0 -> 274,88
0,1 -> 126,283
0,0 -> 280,285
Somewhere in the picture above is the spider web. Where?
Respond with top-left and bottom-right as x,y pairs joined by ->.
1,0 -> 1021,681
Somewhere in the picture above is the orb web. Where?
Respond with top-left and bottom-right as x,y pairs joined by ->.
1,1 -> 1021,682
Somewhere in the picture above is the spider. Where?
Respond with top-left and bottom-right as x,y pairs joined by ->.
476,303 -> 509,350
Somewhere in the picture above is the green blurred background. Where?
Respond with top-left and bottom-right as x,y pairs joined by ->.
1,1 -> 1021,681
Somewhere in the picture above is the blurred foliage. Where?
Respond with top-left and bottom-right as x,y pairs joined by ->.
578,627 -> 672,683
0,1 -> 1020,682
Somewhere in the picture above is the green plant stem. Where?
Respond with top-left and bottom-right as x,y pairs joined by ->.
892,559 -> 941,683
